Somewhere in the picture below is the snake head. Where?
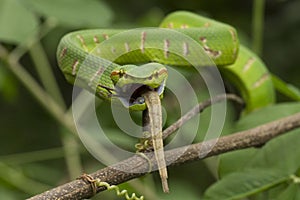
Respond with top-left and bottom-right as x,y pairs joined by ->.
111,63 -> 168,110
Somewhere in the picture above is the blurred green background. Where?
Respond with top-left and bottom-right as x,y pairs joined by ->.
0,0 -> 299,199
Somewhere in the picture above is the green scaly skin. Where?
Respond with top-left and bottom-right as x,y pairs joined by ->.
57,11 -> 275,112
159,11 -> 275,113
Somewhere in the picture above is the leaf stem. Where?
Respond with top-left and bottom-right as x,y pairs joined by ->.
252,0 -> 266,56
29,42 -> 66,108
61,130 -> 83,179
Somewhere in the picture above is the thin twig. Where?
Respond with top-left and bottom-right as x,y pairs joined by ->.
162,93 -> 244,139
28,112 -> 300,200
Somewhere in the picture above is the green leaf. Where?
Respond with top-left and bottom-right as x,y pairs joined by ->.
272,74 -> 300,101
234,102 -> 300,132
203,169 -> 289,200
218,148 -> 257,177
219,129 -> 300,178
0,187 -> 24,200
274,183 -> 300,200
219,102 -> 300,177
25,0 -> 113,28
215,128 -> 300,199
247,129 -> 300,173
212,103 -> 300,199
0,0 -> 38,44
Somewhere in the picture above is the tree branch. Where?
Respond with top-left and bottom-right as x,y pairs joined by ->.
28,111 -> 300,200
162,93 -> 244,139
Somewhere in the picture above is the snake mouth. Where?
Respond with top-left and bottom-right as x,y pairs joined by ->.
115,81 -> 165,107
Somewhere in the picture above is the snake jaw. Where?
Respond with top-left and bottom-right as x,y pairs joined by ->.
115,80 -> 166,108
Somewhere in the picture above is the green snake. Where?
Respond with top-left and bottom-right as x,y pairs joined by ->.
57,11 -> 276,113
57,11 -> 278,193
